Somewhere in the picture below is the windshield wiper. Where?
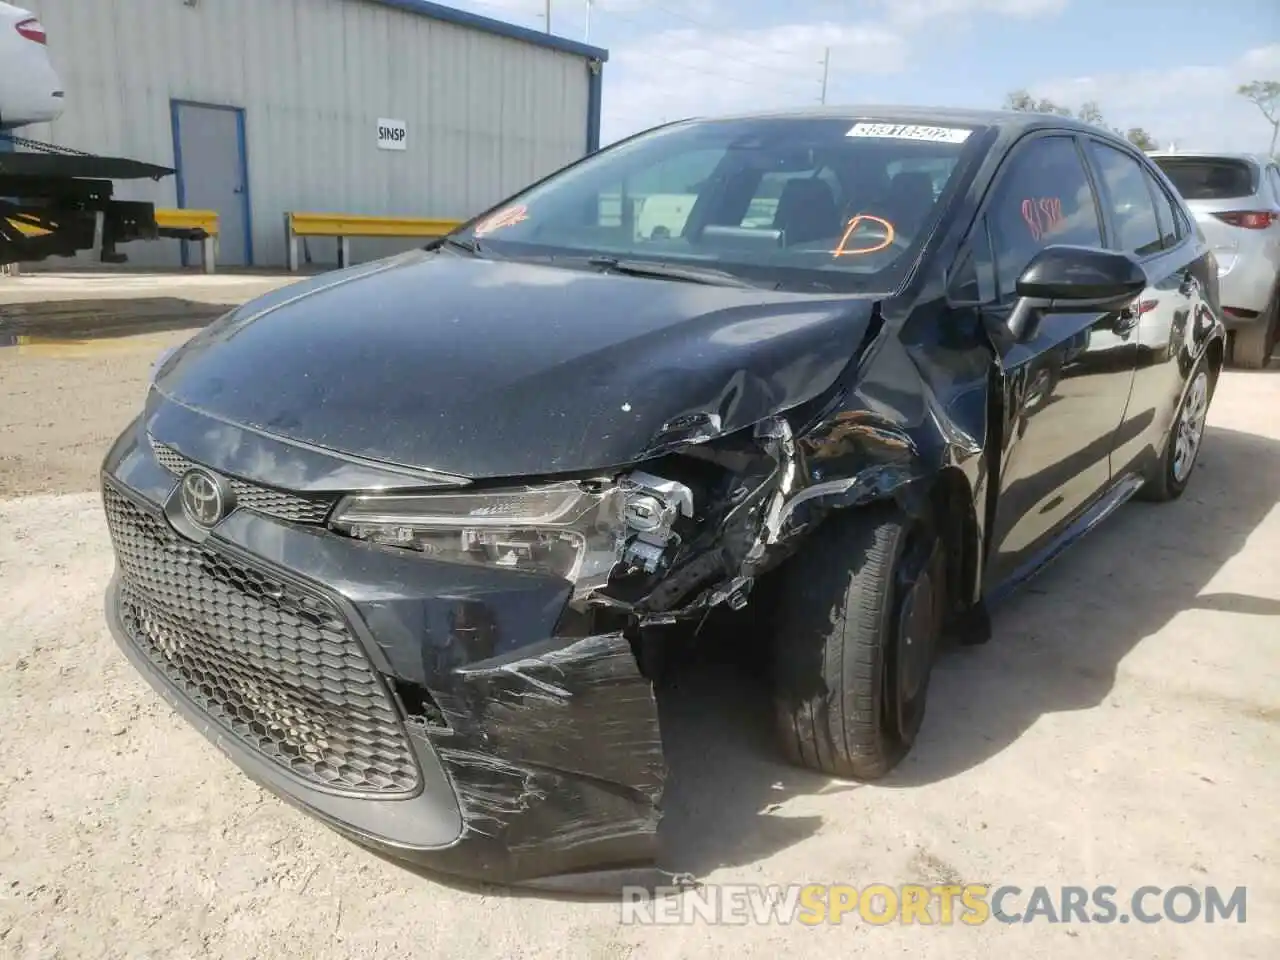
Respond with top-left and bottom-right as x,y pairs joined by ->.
429,235 -> 485,256
585,256 -> 759,288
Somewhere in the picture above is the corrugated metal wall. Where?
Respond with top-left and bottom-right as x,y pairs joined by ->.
19,0 -> 592,267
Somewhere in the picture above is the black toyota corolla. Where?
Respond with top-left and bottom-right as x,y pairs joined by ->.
102,107 -> 1226,889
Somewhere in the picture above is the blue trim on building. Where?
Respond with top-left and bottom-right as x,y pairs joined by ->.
169,100 -> 187,267
586,62 -> 603,153
235,107 -> 255,265
364,0 -> 609,61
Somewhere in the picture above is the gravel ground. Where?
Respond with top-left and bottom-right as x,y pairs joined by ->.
1,276 -> 1277,959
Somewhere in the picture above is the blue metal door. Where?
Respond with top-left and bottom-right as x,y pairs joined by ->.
172,101 -> 251,266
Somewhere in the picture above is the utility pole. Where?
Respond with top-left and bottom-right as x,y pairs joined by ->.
820,47 -> 830,105
544,0 -> 551,34
584,0 -> 592,41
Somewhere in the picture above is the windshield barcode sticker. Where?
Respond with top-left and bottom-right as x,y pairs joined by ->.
846,123 -> 972,143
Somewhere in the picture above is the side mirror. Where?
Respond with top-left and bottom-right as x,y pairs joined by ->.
1008,245 -> 1146,340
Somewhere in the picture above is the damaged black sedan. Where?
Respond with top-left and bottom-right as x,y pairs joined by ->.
101,107 -> 1226,888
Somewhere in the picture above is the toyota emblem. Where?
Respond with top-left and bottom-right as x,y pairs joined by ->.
180,468 -> 228,528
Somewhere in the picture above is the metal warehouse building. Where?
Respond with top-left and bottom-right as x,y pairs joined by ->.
18,0 -> 607,267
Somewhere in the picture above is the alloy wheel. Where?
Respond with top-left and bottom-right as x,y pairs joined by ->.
1172,370 -> 1209,482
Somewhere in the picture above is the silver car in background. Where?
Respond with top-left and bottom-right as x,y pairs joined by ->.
1150,152 -> 1280,368
0,2 -> 64,129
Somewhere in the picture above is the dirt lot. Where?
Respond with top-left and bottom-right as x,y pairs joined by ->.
2,275 -> 1278,959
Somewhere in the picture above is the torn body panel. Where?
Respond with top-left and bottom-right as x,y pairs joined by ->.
411,632 -> 666,887
583,305 -> 995,629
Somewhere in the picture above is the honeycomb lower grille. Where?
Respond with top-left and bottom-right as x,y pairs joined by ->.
149,437 -> 335,525
103,484 -> 421,796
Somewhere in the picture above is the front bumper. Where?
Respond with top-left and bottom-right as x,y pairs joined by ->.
100,417 -> 666,890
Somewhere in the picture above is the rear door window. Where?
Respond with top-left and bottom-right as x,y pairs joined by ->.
1143,167 -> 1181,249
1087,141 -> 1163,257
1152,158 -> 1257,200
985,135 -> 1104,301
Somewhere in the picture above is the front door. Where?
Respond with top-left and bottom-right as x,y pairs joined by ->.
1083,137 -> 1203,477
173,101 -> 250,266
977,133 -> 1139,590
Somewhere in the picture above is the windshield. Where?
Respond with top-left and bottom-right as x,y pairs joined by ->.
455,117 -> 984,292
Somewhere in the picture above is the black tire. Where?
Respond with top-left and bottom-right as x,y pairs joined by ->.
1228,293 -> 1277,369
772,504 -> 942,780
1141,353 -> 1214,502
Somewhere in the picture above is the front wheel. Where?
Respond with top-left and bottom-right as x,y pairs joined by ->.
771,504 -> 943,780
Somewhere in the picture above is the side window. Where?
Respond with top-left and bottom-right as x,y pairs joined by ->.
1087,141 -> 1162,256
986,135 -> 1104,301
1144,168 -> 1181,249
1269,166 -> 1280,203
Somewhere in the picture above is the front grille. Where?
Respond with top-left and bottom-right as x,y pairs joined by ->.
104,484 -> 421,796
150,437 -> 334,524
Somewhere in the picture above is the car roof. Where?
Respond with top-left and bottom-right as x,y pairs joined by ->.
1148,151 -> 1270,166
677,104 -> 1107,134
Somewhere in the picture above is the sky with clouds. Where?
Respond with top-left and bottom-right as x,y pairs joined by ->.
440,0 -> 1279,152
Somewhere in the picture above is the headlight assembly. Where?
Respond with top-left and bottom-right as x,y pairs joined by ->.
330,482 -> 626,586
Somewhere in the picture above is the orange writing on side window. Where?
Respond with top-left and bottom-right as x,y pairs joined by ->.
1020,197 -> 1064,241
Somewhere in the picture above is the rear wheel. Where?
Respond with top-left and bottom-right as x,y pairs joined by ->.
1142,354 -> 1213,502
771,504 -> 943,780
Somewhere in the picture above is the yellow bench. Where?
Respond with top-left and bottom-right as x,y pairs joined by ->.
284,212 -> 462,271
154,208 -> 220,274
4,207 -> 220,273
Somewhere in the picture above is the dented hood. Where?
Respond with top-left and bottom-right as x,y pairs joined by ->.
155,250 -> 875,479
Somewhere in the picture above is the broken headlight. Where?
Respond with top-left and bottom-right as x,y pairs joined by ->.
332,469 -> 701,589
330,483 -> 625,586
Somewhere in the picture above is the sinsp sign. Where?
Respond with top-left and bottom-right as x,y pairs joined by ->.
377,118 -> 407,151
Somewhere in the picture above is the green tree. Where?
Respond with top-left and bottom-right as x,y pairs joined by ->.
1003,89 -> 1160,152
1004,89 -> 1071,116
1125,127 -> 1159,151
1237,80 -> 1280,157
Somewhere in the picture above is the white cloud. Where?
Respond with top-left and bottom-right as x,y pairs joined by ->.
603,21 -> 908,142
873,0 -> 1068,28
597,0 -> 1071,143
1027,44 -> 1280,152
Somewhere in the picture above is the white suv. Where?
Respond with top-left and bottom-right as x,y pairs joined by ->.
1151,152 -> 1280,368
0,2 -> 64,130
